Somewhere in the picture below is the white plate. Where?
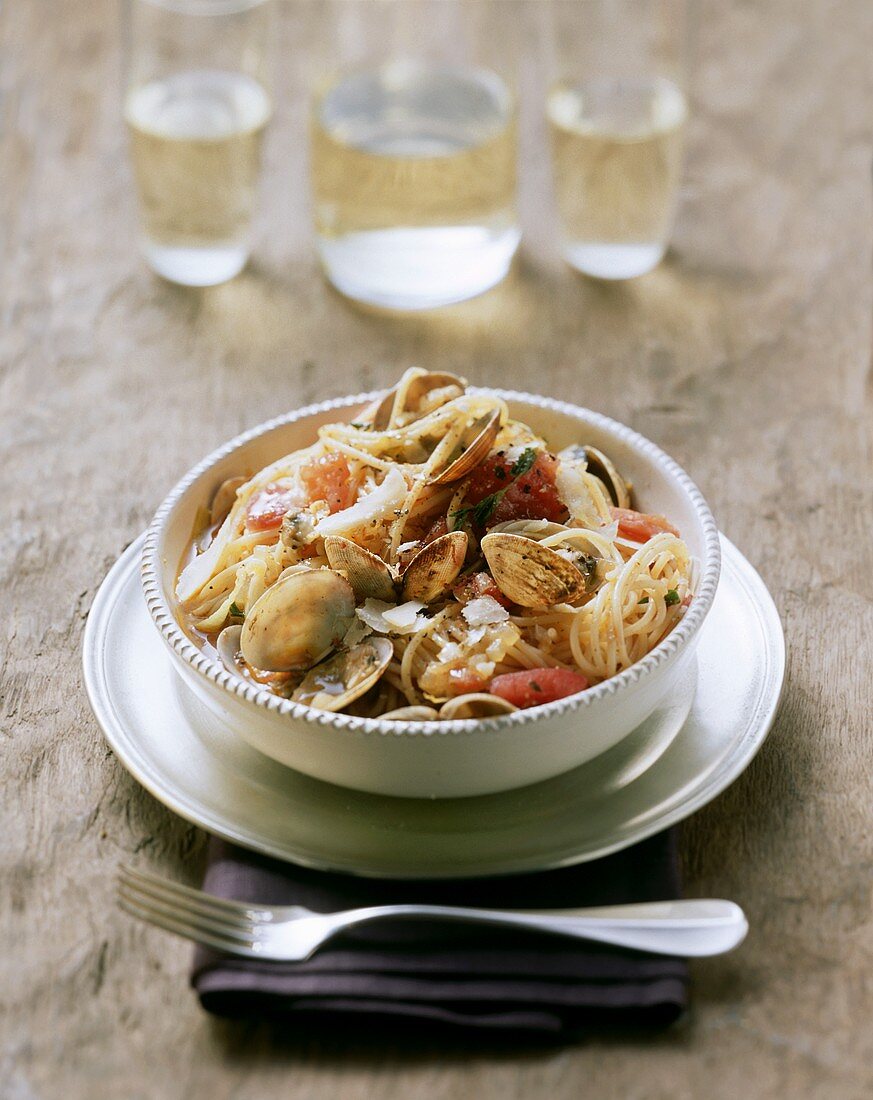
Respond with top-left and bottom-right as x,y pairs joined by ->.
83,533 -> 784,878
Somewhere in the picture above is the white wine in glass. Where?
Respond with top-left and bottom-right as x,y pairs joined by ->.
126,70 -> 271,286
548,76 -> 687,279
311,61 -> 520,311
124,0 -> 273,287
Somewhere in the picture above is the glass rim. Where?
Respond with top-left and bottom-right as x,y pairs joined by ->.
134,0 -> 269,15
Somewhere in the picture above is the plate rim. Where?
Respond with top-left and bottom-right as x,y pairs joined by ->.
83,532 -> 785,878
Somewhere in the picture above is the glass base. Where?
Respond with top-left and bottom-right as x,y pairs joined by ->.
142,239 -> 248,287
317,225 -> 521,310
563,241 -> 666,280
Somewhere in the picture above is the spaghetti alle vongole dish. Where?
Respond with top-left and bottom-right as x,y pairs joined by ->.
176,370 -> 695,723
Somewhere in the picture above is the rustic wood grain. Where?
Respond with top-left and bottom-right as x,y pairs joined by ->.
2,1 -> 872,1097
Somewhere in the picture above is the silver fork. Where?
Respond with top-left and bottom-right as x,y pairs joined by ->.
118,865 -> 747,959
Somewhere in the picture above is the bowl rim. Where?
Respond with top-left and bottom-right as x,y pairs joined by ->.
142,388 -> 721,738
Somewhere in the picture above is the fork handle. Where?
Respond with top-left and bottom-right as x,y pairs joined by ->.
320,899 -> 747,957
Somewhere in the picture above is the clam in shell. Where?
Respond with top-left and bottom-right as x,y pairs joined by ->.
401,530 -> 468,604
216,624 -> 246,679
481,532 -> 590,609
429,408 -> 502,486
323,535 -> 398,602
439,694 -> 518,720
582,445 -> 631,509
380,705 -> 440,722
209,476 -> 247,525
240,569 -> 356,672
371,369 -> 466,431
292,637 -> 394,712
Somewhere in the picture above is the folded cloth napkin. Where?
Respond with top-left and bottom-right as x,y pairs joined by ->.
191,830 -> 688,1038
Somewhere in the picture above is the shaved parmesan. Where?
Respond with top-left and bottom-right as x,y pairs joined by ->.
437,642 -> 464,663
356,598 -> 428,635
341,616 -> 372,648
596,519 -> 619,541
314,467 -> 408,538
176,511 -> 235,602
462,596 -> 510,626
382,600 -> 427,630
555,461 -> 597,526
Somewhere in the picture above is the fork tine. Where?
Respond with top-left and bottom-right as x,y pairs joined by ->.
117,866 -> 263,928
119,865 -> 269,922
118,881 -> 256,944
118,893 -> 257,957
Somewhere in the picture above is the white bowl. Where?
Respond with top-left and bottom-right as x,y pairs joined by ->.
142,391 -> 721,798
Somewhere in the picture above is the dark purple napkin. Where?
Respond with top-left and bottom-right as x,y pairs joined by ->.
191,831 -> 688,1038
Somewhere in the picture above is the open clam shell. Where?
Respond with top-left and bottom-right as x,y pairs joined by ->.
323,535 -> 398,602
380,705 -> 440,721
488,522 -> 611,593
582,445 -> 631,509
371,369 -> 467,431
481,532 -> 590,608
291,637 -> 393,713
439,694 -> 518,720
209,476 -> 247,526
429,408 -> 501,486
240,569 -> 356,672
401,530 -> 468,603
489,519 -> 570,540
216,624 -> 246,679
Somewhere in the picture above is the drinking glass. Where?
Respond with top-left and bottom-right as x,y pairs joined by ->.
544,0 -> 689,279
310,0 -> 520,310
123,0 -> 274,286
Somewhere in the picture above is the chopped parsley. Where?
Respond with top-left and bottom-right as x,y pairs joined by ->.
510,447 -> 537,477
350,421 -> 370,430
451,447 -> 539,528
228,602 -> 244,619
640,590 -> 680,606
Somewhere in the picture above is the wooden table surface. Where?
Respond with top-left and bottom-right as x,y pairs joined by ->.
3,1 -> 872,1096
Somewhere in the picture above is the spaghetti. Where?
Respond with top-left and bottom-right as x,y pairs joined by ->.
177,369 -> 693,719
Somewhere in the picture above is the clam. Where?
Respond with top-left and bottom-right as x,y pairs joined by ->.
380,705 -> 440,721
487,523 -> 609,595
404,370 -> 466,415
216,624 -> 246,678
291,637 -> 393,712
439,694 -> 518,720
481,532 -> 590,608
401,530 -> 468,603
240,569 -> 356,672
489,519 -> 570,540
210,476 -> 247,525
370,388 -> 401,432
323,535 -> 398,601
582,445 -> 631,509
429,408 -> 501,486
371,369 -> 466,431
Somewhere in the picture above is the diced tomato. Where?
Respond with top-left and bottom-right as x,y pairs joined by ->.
448,667 -> 490,695
489,668 -> 590,709
464,451 -> 516,501
300,452 -> 356,514
611,507 -> 680,542
452,571 -> 513,609
464,451 -> 569,527
246,483 -> 301,531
